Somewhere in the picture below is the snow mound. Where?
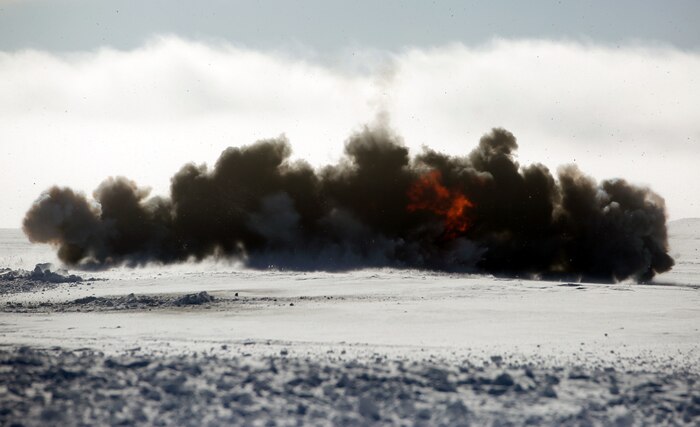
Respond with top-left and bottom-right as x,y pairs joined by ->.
173,291 -> 215,306
0,264 -> 86,295
4,292 -> 220,312
0,264 -> 82,283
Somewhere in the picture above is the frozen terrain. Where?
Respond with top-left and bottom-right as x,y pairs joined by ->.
0,220 -> 699,425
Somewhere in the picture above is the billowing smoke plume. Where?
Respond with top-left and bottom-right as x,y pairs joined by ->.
23,126 -> 673,282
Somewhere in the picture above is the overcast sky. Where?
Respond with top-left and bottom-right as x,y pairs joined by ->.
1,0 -> 699,227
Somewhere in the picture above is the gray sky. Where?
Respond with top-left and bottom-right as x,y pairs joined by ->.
2,0 -> 699,52
0,1 -> 699,228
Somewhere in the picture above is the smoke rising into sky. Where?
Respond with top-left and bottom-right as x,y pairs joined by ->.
1,37 -> 699,230
23,124 -> 673,282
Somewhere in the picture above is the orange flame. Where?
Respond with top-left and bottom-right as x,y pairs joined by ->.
407,170 -> 474,238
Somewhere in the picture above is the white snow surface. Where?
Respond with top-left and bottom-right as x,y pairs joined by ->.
1,220 -> 699,425
1,221 -> 698,362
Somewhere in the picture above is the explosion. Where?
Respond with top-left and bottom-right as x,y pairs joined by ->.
22,126 -> 674,282
407,170 -> 474,239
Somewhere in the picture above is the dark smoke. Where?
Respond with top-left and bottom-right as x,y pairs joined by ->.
23,126 -> 673,282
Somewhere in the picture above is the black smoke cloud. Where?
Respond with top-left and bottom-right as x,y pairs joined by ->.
23,126 -> 674,282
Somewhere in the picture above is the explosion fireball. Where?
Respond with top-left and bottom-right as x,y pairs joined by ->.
407,170 -> 474,239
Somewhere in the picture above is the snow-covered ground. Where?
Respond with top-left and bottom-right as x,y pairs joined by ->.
1,220 -> 699,425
